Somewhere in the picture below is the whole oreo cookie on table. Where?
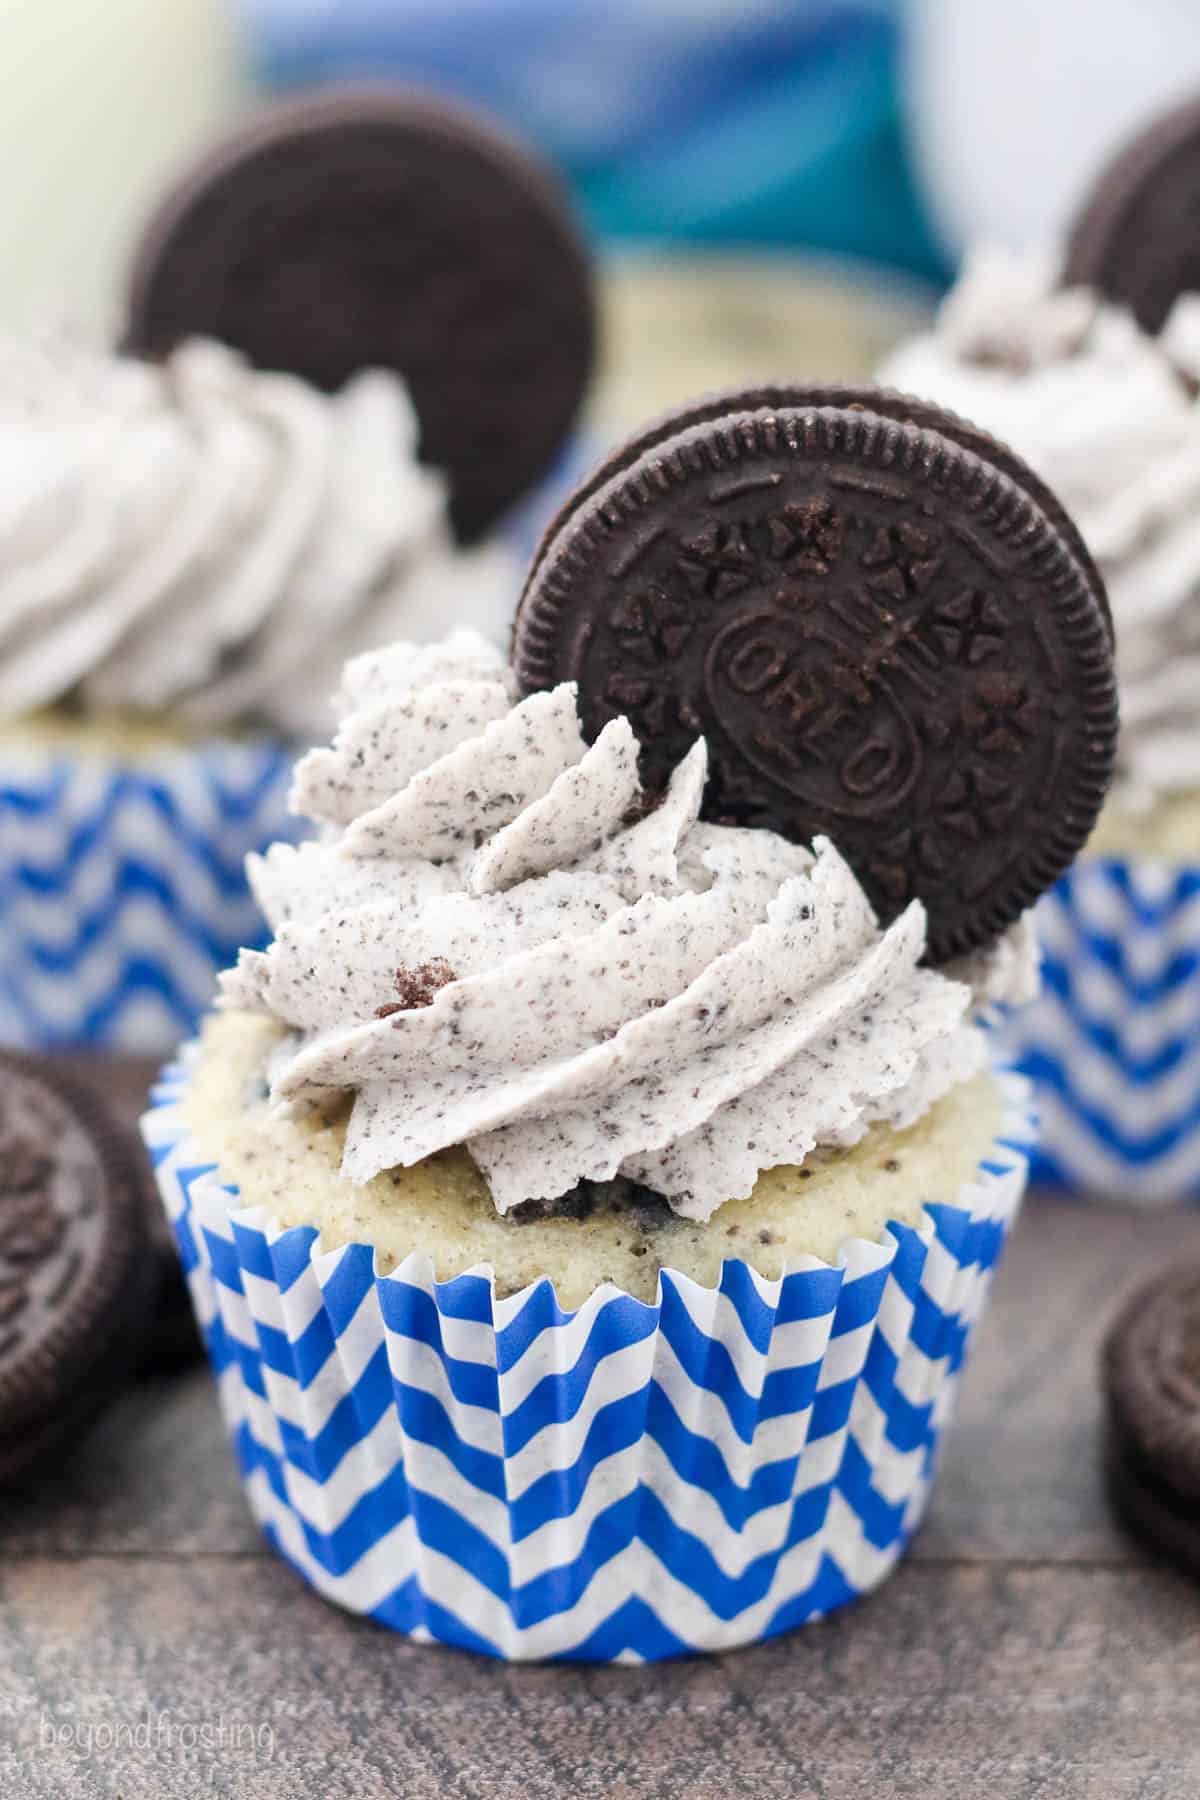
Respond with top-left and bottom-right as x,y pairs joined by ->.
123,84 -> 596,543
0,1055 -> 156,1485
1064,92 -> 1200,335
1104,1262 -> 1200,1577
514,385 -> 1118,963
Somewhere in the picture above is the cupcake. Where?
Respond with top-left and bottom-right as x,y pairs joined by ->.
0,86 -> 595,1053
0,335 -> 514,1052
882,240 -> 1200,1200
143,388 -> 1114,1658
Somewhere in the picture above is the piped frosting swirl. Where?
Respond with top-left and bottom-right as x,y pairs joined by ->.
0,335 -> 513,735
221,630 -> 1029,1222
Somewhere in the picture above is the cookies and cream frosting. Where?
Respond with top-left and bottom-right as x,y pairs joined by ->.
0,335 -> 513,735
881,247 -> 1200,810
220,629 -> 1035,1223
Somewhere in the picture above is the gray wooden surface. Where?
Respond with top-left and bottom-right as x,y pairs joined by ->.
1,1055 -> 1197,1799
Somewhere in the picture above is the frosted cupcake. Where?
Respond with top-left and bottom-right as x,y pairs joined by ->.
0,337 -> 513,1051
144,388 -> 1114,1658
883,246 -> 1200,1199
1,85 -> 595,1052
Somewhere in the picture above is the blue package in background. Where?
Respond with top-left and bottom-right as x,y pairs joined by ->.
238,0 -> 946,284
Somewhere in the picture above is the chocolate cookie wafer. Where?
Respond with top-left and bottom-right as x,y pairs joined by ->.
0,1054 -> 156,1484
124,84 -> 596,542
1064,92 -> 1200,335
1104,1260 -> 1200,1576
513,386 -> 1117,963
525,382 -> 1111,639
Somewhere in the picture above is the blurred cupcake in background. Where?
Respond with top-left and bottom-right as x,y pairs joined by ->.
595,255 -> 931,439
0,85 -> 596,1053
881,96 -> 1200,1202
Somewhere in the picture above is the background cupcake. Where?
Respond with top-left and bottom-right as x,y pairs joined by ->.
881,99 -> 1200,1201
144,388 -> 1114,1658
0,84 -> 595,1053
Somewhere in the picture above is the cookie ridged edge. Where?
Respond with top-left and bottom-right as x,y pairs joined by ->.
524,381 -> 1111,641
0,1053 -> 155,1452
1103,1261 -> 1200,1504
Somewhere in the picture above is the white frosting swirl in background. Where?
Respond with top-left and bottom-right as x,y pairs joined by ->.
0,336 -> 514,736
220,630 -> 1034,1223
881,247 -> 1200,811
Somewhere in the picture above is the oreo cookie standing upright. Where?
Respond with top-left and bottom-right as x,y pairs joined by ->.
514,385 -> 1118,964
1064,92 -> 1200,335
0,1054 -> 156,1485
525,382 -> 1112,641
123,84 -> 597,542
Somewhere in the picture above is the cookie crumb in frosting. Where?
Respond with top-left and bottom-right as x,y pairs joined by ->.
376,959 -> 457,1018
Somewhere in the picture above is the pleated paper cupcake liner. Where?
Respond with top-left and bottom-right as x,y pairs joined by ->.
997,858 -> 1200,1203
0,739 -> 302,1053
142,1050 -> 1033,1663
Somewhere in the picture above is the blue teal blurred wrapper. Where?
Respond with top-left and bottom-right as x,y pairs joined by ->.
143,1048 -> 1032,1659
239,0 -> 946,282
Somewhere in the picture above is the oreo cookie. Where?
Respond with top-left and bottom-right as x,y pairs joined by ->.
0,1054 -> 156,1484
527,383 -> 1112,640
123,84 -> 596,542
1104,1261 -> 1200,1576
513,385 -> 1118,963
1064,93 -> 1200,334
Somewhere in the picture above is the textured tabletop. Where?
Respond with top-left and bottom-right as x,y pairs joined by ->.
0,1055 -> 1197,1799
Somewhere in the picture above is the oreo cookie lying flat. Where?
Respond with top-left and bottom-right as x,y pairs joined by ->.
1104,1261 -> 1200,1576
1064,93 -> 1200,334
124,84 -> 596,542
0,1055 -> 156,1484
514,385 -> 1118,963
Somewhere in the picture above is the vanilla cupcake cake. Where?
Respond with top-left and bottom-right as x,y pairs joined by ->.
145,385 -> 1115,1659
1,86 -> 594,1052
880,100 -> 1200,1200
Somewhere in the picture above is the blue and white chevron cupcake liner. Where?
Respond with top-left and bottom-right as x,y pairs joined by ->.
998,859 -> 1200,1203
142,1051 -> 1033,1662
0,740 -> 302,1053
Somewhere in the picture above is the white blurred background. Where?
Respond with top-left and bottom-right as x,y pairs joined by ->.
0,0 -> 245,330
909,0 -> 1200,252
